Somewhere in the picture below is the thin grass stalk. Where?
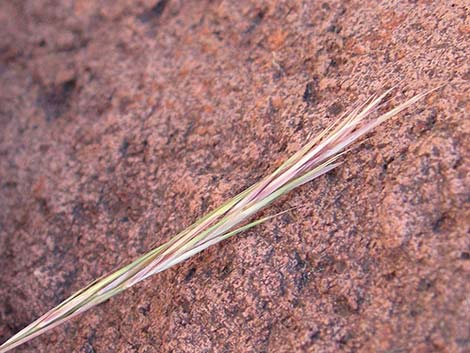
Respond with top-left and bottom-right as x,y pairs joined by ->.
0,87 -> 435,353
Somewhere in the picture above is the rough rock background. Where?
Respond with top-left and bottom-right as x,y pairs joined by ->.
0,0 -> 469,352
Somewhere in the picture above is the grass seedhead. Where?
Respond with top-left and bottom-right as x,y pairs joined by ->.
0,87 -> 436,353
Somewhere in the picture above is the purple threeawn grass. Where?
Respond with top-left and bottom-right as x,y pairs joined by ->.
0,87 -> 436,352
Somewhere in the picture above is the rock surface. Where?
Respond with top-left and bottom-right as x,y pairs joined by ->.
1,1 -> 469,352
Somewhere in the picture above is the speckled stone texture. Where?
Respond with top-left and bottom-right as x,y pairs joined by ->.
0,0 -> 469,352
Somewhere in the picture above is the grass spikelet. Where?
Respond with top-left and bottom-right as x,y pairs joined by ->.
0,87 -> 434,353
